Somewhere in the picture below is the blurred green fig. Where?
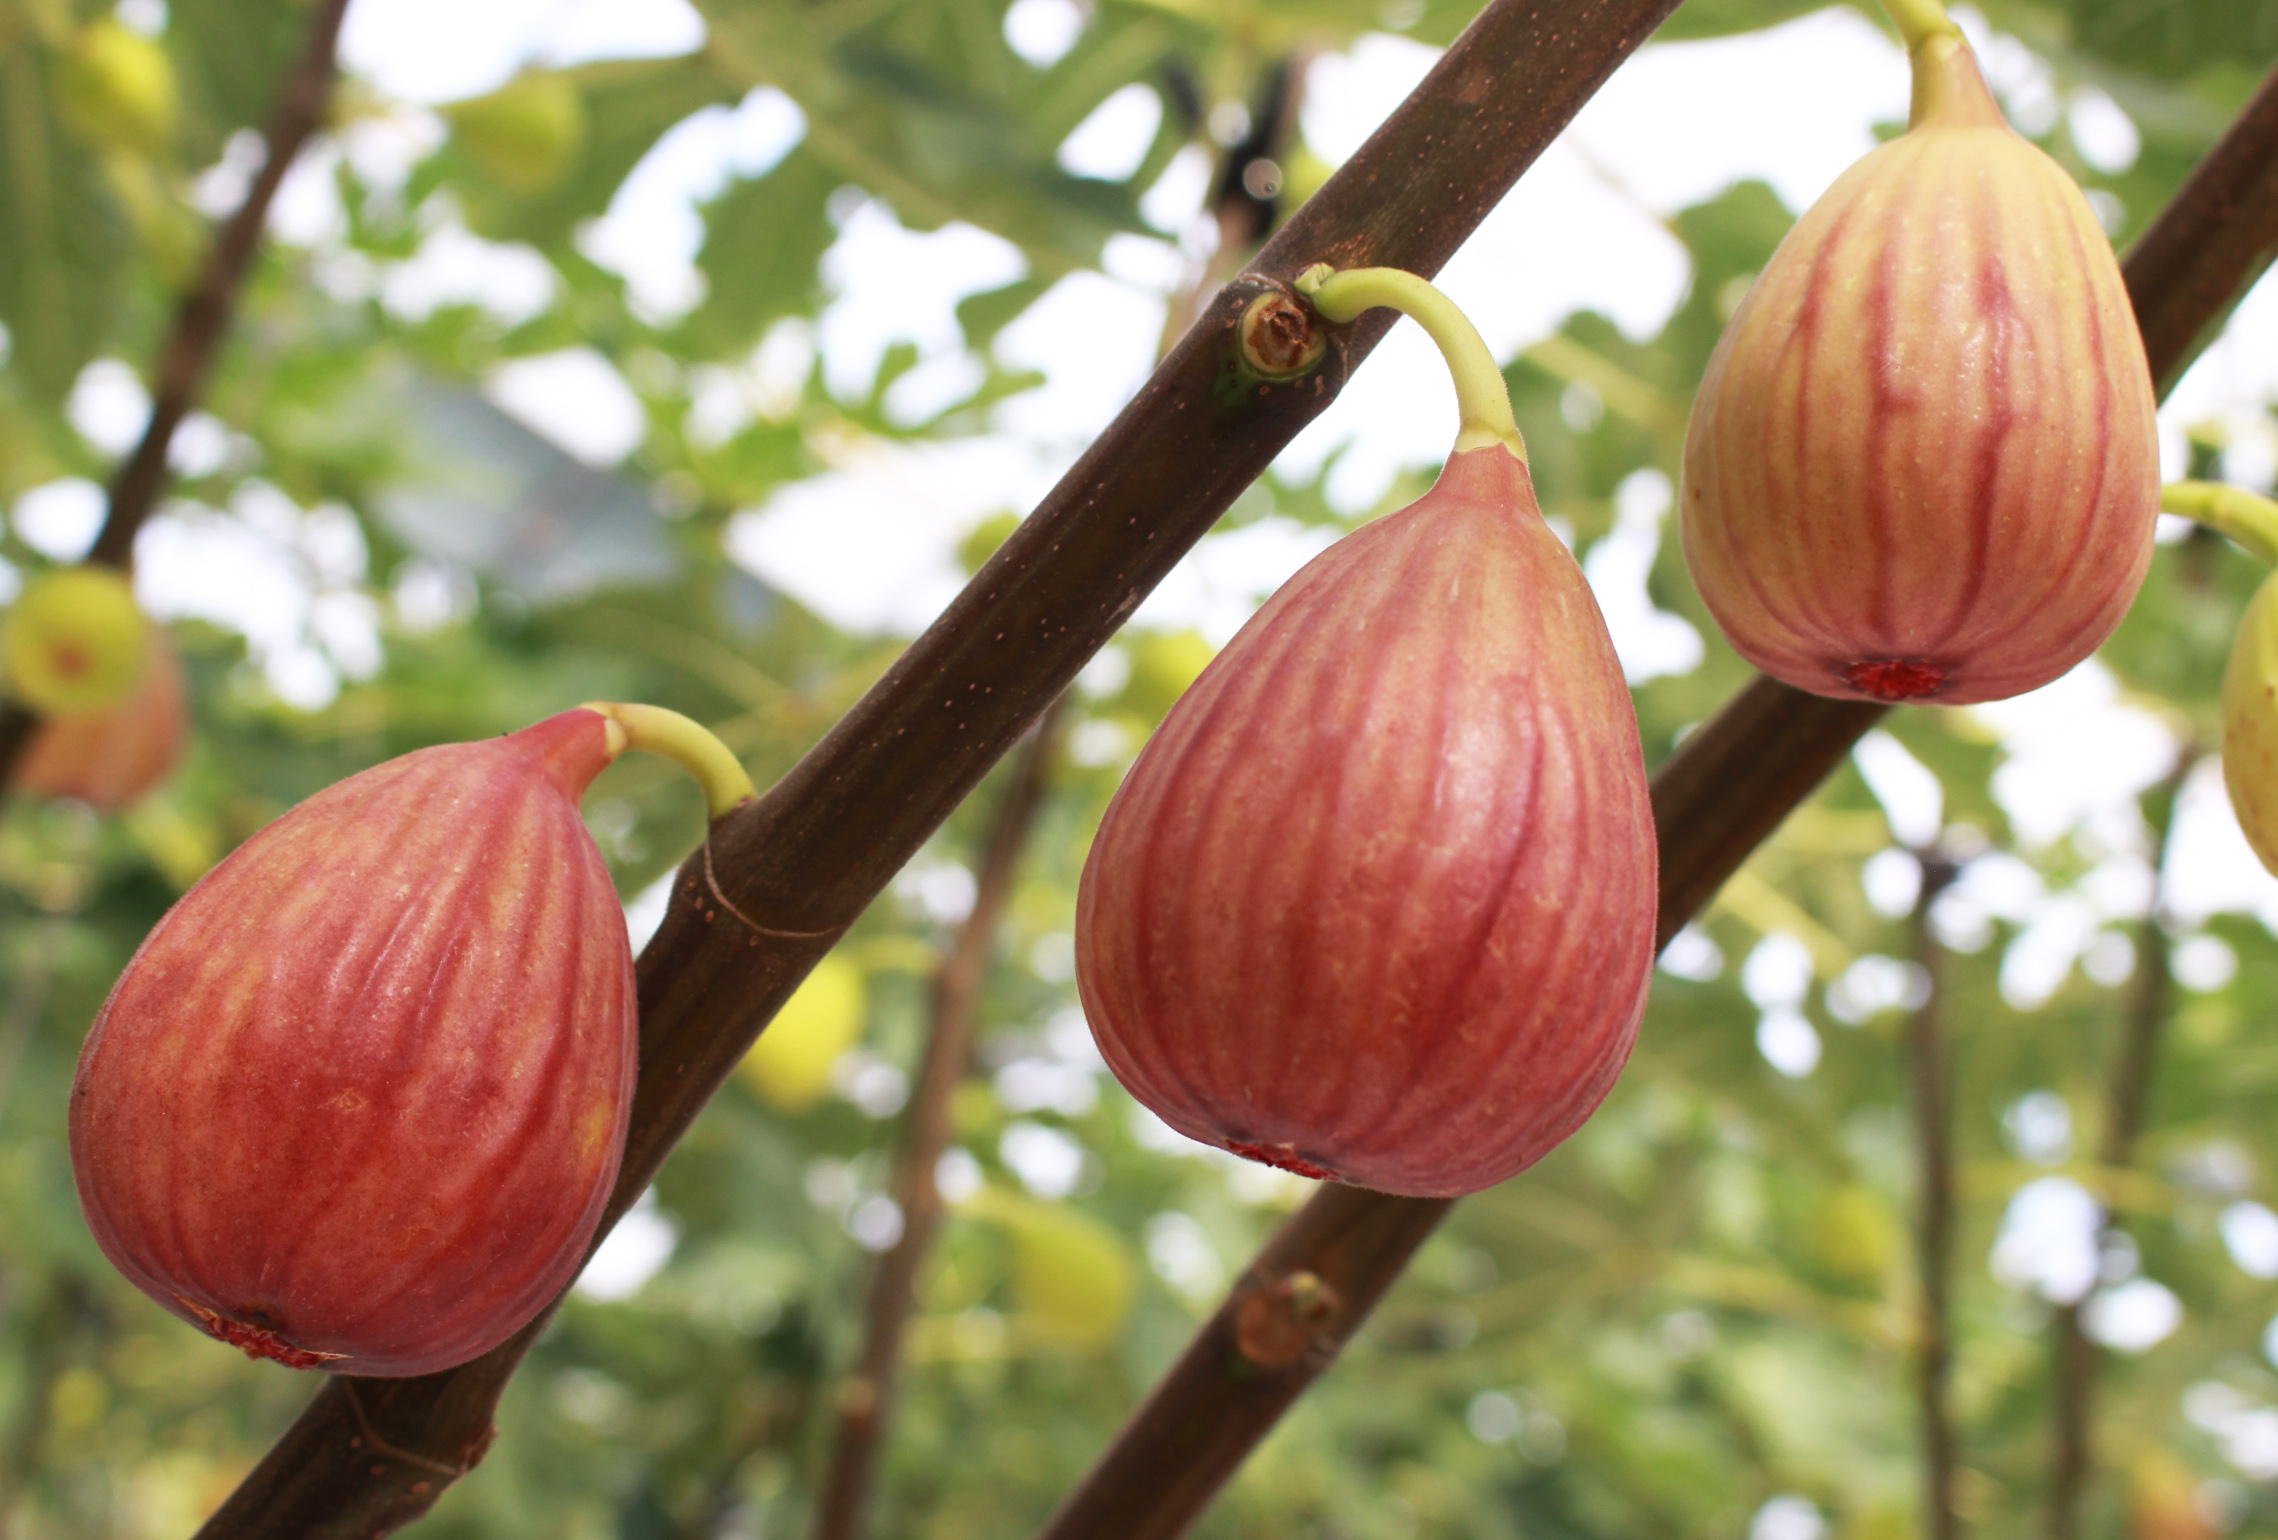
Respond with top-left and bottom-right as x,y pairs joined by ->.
1680,32 -> 2158,705
4,565 -> 149,715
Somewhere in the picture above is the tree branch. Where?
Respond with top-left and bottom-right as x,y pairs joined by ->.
811,700 -> 1065,1540
193,10 -> 2278,1537
2046,746 -> 2199,1540
0,0 -> 352,786
1909,850 -> 1963,1540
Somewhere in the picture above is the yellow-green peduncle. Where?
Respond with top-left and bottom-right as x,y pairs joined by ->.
2163,481 -> 2278,566
580,701 -> 757,821
1293,264 -> 1527,464
1881,0 -> 1962,55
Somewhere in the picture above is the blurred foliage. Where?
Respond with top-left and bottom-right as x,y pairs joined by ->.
0,0 -> 2276,1537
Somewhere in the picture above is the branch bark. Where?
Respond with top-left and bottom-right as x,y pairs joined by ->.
1909,851 -> 1963,1540
0,0 -> 352,785
811,701 -> 1065,1540
193,11 -> 2278,1537
2045,746 -> 2198,1540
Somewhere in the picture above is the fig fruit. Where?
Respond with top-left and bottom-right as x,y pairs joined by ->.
738,950 -> 865,1112
4,566 -> 149,716
1076,267 -> 1657,1199
16,625 -> 187,811
71,703 -> 753,1375
56,18 -> 177,157
1678,27 -> 2158,705
2223,567 -> 2278,873
443,72 -> 586,194
965,1186 -> 1136,1350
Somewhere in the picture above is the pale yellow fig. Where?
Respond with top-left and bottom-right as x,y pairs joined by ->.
1680,30 -> 2158,705
2222,567 -> 2278,873
965,1186 -> 1135,1350
4,566 -> 149,716
57,19 -> 177,157
738,951 -> 865,1112
443,72 -> 586,193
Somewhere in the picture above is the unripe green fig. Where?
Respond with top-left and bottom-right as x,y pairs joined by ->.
1679,33 -> 2158,705
965,1187 -> 1135,1349
737,951 -> 865,1112
16,625 -> 187,811
4,566 -> 149,716
72,708 -> 644,1374
443,72 -> 586,193
2221,567 -> 2278,873
56,18 -> 177,156
1076,447 -> 1658,1198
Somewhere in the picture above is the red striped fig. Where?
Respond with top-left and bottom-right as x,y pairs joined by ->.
70,703 -> 753,1375
1679,23 -> 2158,705
1075,268 -> 1657,1198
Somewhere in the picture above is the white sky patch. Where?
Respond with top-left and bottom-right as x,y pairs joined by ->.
819,201 -> 1027,402
2084,1278 -> 2183,1352
486,348 -> 648,466
1854,731 -> 1943,848
1991,1175 -> 2100,1303
991,271 -> 1167,445
1058,83 -> 1161,180
1131,518 -> 1339,646
343,0 -> 703,104
1004,0 -> 1084,68
2224,1200 -> 2278,1279
1970,658 -> 2181,851
67,358 -> 151,458
382,217 -> 558,325
1583,468 -> 1703,685
578,87 -> 807,323
726,437 -> 1058,635
13,478 -> 107,561
2166,758 -> 2278,931
575,1188 -> 678,1301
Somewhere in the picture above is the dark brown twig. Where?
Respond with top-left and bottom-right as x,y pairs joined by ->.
0,0 -> 352,786
192,14 -> 2278,1538
2045,746 -> 2199,1540
811,701 -> 1065,1540
1909,848 -> 1963,1540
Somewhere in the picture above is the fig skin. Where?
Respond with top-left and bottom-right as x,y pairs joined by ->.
1075,447 -> 1658,1199
70,708 -> 636,1376
2222,568 -> 2278,874
16,627 -> 188,811
1679,35 -> 2158,706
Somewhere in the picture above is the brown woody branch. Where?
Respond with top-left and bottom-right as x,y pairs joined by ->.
1909,851 -> 1962,1540
1030,54 -> 2278,1540
811,701 -> 1066,1540
2045,747 -> 2199,1540
0,0 -> 352,785
193,7 -> 2278,1537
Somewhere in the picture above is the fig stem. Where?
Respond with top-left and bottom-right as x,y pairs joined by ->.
1880,0 -> 1962,56
2163,480 -> 2278,565
578,702 -> 757,821
1293,264 -> 1527,463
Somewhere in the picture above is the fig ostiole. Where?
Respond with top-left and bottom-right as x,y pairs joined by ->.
1074,265 -> 1657,1199
71,703 -> 754,1375
1678,0 -> 2159,706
